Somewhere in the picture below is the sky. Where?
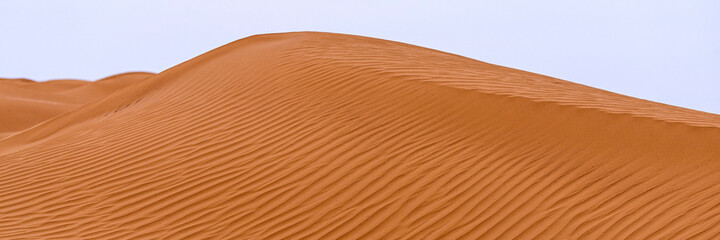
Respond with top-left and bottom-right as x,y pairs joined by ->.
1,0 -> 718,114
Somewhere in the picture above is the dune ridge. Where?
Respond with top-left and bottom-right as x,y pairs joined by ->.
0,32 -> 719,239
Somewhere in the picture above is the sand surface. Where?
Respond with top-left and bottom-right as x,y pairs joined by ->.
1,32 -> 719,239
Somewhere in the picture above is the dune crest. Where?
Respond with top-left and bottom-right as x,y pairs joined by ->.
0,32 -> 719,239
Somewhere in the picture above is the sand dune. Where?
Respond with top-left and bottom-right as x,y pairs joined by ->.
0,72 -> 153,139
0,32 -> 719,239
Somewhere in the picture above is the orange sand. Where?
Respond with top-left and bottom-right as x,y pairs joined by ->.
0,32 -> 719,239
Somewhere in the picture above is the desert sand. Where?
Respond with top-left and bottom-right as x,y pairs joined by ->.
0,32 -> 719,239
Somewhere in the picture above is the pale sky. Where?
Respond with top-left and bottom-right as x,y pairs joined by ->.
1,0 -> 718,114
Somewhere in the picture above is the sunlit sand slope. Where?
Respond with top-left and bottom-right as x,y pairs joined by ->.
0,32 -> 719,239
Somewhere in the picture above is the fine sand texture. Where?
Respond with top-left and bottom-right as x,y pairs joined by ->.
1,32 -> 719,239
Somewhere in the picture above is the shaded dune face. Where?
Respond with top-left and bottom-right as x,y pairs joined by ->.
0,32 -> 719,239
0,72 -> 154,139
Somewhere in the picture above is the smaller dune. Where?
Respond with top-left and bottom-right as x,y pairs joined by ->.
0,72 -> 153,139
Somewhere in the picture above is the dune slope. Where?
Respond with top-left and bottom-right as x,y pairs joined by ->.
0,32 -> 719,239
